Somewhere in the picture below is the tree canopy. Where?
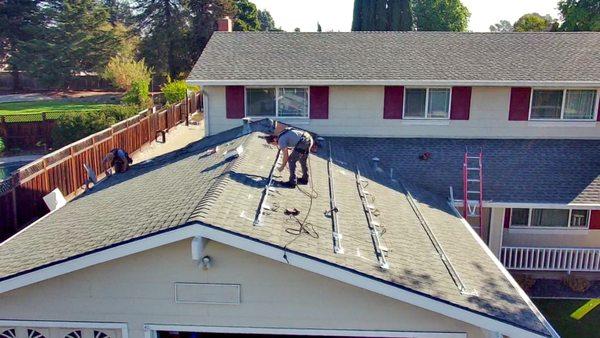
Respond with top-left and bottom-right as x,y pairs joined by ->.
489,20 -> 513,32
513,13 -> 557,32
558,0 -> 600,31
352,0 -> 413,31
412,0 -> 470,31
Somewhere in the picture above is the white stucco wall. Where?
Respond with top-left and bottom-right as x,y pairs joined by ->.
203,86 -> 600,139
0,239 -> 487,338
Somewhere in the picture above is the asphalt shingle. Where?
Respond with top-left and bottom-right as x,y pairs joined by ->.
188,32 -> 600,84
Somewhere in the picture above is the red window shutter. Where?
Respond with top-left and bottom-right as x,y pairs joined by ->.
509,87 -> 531,121
590,210 -> 600,230
226,86 -> 245,119
310,86 -> 329,119
383,86 -> 404,119
450,87 -> 472,120
504,208 -> 511,229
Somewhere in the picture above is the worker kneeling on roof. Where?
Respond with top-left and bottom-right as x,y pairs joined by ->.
102,148 -> 133,175
266,121 -> 313,188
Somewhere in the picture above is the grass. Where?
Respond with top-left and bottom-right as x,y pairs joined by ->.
534,299 -> 600,338
0,100 -> 114,120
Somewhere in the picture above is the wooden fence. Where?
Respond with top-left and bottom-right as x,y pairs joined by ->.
0,92 -> 202,240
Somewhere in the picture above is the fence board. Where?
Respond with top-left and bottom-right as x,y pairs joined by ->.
0,93 -> 202,240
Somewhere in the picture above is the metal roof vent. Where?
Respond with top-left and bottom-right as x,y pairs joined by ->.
241,117 -> 252,135
372,157 -> 383,173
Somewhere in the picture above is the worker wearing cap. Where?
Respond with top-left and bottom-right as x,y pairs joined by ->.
266,122 -> 313,188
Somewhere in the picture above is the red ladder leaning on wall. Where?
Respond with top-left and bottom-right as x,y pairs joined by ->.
463,150 -> 484,238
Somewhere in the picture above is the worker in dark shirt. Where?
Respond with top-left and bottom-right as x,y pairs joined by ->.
265,122 -> 313,188
102,148 -> 133,174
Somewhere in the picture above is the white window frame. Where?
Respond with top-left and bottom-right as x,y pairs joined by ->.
244,86 -> 310,119
509,208 -> 591,229
528,88 -> 599,121
402,87 -> 452,120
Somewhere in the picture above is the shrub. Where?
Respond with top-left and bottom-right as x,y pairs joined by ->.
52,105 -> 140,147
514,274 -> 536,292
122,80 -> 151,108
563,275 -> 591,293
161,80 -> 200,104
102,56 -> 152,91
0,137 -> 5,154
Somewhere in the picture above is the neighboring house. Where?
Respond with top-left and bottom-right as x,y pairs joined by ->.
0,124 -> 557,337
187,21 -> 600,276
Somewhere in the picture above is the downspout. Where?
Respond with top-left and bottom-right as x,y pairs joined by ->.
202,89 -> 211,136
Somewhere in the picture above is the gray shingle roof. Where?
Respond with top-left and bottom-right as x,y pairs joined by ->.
329,138 -> 600,205
188,32 -> 600,84
0,121 -> 553,337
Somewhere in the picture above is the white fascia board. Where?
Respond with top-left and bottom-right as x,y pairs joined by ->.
446,203 -> 560,338
144,324 -> 466,337
187,79 -> 600,88
453,200 -> 600,210
0,223 -> 550,338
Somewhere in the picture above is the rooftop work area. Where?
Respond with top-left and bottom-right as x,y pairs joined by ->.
0,120 -> 554,337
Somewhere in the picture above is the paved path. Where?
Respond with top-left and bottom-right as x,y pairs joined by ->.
0,93 -> 51,103
0,155 -> 42,164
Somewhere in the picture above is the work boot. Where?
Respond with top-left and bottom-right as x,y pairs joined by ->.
298,176 -> 309,185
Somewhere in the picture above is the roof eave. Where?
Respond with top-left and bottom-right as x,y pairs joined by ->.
187,79 -> 600,88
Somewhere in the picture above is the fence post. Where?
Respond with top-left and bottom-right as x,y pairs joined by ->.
42,158 -> 50,194
11,187 -> 18,228
69,146 -> 78,193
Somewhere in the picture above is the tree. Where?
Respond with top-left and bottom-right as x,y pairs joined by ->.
0,0 -> 41,90
489,20 -> 513,32
317,22 -> 322,32
413,0 -> 470,31
233,0 -> 261,31
257,9 -> 276,31
294,27 -> 301,32
14,0 -> 125,88
558,0 -> 600,31
513,13 -> 554,32
103,56 -> 152,91
103,0 -> 135,26
135,0 -> 188,79
351,0 -> 412,31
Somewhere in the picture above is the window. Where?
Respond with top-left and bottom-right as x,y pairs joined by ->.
246,87 -> 308,118
510,208 -> 590,228
404,88 -> 450,119
530,89 -> 597,120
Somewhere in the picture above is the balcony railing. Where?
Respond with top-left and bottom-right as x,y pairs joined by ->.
501,246 -> 600,272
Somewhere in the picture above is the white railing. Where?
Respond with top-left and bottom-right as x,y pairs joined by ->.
501,246 -> 600,272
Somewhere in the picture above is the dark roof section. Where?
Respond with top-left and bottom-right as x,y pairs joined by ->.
188,32 -> 600,84
0,120 -> 553,337
329,138 -> 600,205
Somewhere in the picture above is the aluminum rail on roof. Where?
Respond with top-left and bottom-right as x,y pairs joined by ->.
254,149 -> 281,226
355,168 -> 389,270
327,142 -> 343,254
401,182 -> 476,295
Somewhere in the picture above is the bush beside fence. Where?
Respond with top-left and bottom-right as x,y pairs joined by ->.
0,92 -> 202,240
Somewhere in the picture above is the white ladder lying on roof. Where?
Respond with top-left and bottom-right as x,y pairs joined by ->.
463,150 -> 483,237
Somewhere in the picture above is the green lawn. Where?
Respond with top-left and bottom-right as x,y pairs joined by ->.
0,100 -> 114,120
534,299 -> 600,338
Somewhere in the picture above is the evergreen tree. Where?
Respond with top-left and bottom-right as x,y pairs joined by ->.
0,0 -> 41,90
257,9 -> 276,31
103,0 -> 135,26
351,0 -> 412,31
351,0 -> 363,30
233,0 -> 261,31
317,22 -> 322,32
136,0 -> 188,79
15,0 -> 124,88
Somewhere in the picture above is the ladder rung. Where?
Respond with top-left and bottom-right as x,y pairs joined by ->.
467,190 -> 480,194
466,156 -> 480,159
467,168 -> 479,170
467,179 -> 480,182
466,199 -> 480,204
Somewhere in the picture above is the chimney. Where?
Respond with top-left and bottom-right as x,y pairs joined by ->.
217,16 -> 233,32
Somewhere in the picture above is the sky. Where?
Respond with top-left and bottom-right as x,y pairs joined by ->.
251,0 -> 562,32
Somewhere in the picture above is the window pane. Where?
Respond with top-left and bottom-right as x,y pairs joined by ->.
278,88 -> 308,117
511,208 -> 529,226
246,88 -> 275,116
570,210 -> 589,227
531,209 -> 569,227
427,88 -> 450,118
564,90 -> 595,120
404,89 -> 426,118
530,90 -> 563,119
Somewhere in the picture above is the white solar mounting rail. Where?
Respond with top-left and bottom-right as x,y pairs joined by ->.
355,169 -> 389,270
327,142 -> 344,254
402,184 -> 476,296
254,149 -> 281,226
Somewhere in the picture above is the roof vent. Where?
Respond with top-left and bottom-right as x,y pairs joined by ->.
372,157 -> 383,173
242,117 -> 252,135
224,145 -> 244,160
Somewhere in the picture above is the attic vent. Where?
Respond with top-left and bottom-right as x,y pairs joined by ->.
175,282 -> 240,304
